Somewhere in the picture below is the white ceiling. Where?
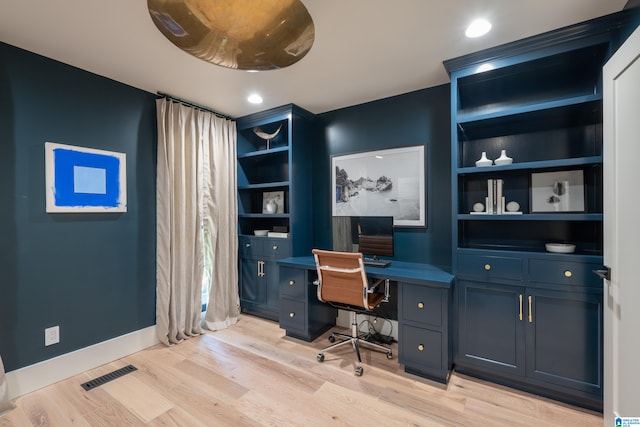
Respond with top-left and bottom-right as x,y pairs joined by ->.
0,0 -> 629,118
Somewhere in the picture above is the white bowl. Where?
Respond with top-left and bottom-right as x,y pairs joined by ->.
545,243 -> 576,253
254,229 -> 269,236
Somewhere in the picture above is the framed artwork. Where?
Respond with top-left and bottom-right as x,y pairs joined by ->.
45,142 -> 127,213
531,170 -> 584,212
331,145 -> 425,227
262,190 -> 285,214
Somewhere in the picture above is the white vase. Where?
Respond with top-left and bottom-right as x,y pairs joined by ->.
475,151 -> 492,167
266,200 -> 277,214
494,149 -> 513,165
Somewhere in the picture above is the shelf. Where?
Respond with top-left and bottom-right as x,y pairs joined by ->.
238,181 -> 290,190
237,146 -> 289,159
457,94 -> 602,125
239,213 -> 290,219
457,156 -> 602,175
458,213 -> 602,221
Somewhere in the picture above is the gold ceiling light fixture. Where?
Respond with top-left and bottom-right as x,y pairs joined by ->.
147,0 -> 315,71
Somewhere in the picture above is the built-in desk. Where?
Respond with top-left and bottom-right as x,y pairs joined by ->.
277,256 -> 455,383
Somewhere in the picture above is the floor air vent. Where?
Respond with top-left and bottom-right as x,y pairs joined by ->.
81,364 -> 137,391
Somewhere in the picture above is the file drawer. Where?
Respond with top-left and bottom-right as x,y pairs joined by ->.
280,298 -> 306,333
401,284 -> 442,328
399,324 -> 443,372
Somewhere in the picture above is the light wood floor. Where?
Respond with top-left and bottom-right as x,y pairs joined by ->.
1,314 -> 603,426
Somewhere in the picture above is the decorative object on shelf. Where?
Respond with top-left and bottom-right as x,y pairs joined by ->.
494,150 -> 513,165
473,202 -> 485,212
545,243 -> 576,253
531,170 -> 585,212
254,229 -> 269,236
332,145 -> 426,227
475,151 -> 493,167
147,0 -> 315,71
262,191 -> 284,214
506,201 -> 520,212
253,124 -> 282,150
485,179 -> 505,214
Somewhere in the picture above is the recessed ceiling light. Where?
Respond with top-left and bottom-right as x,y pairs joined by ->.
248,94 -> 263,104
465,18 -> 492,38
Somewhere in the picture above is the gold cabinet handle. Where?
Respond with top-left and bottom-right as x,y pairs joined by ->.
245,243 -> 251,248
272,245 -> 278,251
564,270 -> 572,278
417,344 -> 424,351
289,312 -> 295,318
257,260 -> 261,277
257,261 -> 265,277
289,280 -> 295,286
417,302 -> 424,309
519,294 -> 523,321
528,295 -> 533,323
484,264 -> 491,271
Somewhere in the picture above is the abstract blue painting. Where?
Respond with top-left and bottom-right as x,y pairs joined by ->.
45,142 -> 127,213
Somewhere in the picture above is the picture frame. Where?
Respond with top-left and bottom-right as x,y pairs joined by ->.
45,142 -> 127,213
262,190 -> 285,214
331,145 -> 425,227
531,170 -> 584,213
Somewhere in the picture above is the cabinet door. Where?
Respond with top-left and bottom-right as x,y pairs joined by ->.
457,280 -> 526,376
526,288 -> 602,396
240,257 -> 265,305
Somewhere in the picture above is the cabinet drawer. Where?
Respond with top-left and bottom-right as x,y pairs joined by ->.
401,284 -> 442,328
529,259 -> 602,287
263,239 -> 291,260
280,298 -> 306,332
280,267 -> 307,299
239,236 -> 258,258
458,254 -> 523,281
399,325 -> 443,371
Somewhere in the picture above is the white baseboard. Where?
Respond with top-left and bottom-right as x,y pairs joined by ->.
336,309 -> 399,341
6,326 -> 159,400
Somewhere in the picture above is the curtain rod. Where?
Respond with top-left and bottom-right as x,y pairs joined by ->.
156,92 -> 232,120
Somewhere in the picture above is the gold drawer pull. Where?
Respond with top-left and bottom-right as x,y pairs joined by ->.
417,344 -> 424,351
519,294 -> 523,321
272,245 -> 278,251
564,270 -> 572,278
289,312 -> 295,318
484,264 -> 491,271
245,243 -> 251,248
289,280 -> 295,286
417,302 -> 424,309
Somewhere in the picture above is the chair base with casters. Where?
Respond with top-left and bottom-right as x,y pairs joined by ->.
316,310 -> 393,376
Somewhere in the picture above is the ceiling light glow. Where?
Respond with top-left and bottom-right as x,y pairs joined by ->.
248,94 -> 263,104
465,18 -> 492,38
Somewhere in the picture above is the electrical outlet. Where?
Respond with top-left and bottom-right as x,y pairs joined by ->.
45,326 -> 60,346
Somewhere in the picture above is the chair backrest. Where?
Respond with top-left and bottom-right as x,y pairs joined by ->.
312,249 -> 369,309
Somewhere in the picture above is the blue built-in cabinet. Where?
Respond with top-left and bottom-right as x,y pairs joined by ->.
236,104 -> 316,320
445,10 -> 637,411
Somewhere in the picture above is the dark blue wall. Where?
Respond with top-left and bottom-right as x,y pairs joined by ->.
0,42 -> 157,371
313,85 -> 452,268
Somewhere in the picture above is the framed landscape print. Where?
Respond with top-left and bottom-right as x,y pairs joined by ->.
331,145 -> 425,227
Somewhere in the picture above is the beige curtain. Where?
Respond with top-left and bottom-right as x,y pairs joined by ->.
156,98 -> 239,345
0,355 -> 15,417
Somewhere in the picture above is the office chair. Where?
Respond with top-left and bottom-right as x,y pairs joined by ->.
312,249 -> 393,376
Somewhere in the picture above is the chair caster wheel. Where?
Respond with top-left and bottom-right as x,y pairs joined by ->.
387,351 -> 393,360
328,335 -> 336,343
317,353 -> 325,362
354,366 -> 363,376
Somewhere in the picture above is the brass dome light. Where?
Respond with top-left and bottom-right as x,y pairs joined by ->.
147,0 -> 315,71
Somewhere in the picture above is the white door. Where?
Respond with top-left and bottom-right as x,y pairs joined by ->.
603,24 -> 640,421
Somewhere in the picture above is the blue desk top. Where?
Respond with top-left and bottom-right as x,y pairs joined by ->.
278,256 -> 454,287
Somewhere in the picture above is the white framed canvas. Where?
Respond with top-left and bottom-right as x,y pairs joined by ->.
45,142 -> 127,213
531,170 -> 584,213
331,145 -> 425,227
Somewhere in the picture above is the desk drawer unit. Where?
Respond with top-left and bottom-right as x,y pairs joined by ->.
280,297 -> 306,334
398,281 -> 452,383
